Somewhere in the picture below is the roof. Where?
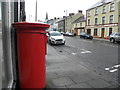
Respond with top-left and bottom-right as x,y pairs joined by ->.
55,18 -> 64,23
72,16 -> 86,24
89,0 -> 114,10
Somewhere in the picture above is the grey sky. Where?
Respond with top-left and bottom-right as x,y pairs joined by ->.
25,0 -> 101,21
0,0 -> 101,21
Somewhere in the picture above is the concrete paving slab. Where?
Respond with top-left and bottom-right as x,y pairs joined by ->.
56,71 -> 75,77
46,72 -> 59,80
51,77 -> 75,87
46,44 -> 115,88
87,79 -> 111,88
66,83 -> 92,88
69,75 -> 93,83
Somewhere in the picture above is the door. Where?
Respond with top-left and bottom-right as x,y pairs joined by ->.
101,28 -> 105,38
87,29 -> 91,35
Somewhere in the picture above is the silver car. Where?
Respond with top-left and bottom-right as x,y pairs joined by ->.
109,32 -> 120,43
48,31 -> 65,45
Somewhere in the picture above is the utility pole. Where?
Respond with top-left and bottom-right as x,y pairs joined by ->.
64,10 -> 68,32
35,0 -> 37,21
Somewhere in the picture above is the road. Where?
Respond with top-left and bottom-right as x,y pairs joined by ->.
51,36 -> 120,84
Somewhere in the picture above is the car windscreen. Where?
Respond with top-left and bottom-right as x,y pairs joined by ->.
117,33 -> 120,36
50,32 -> 61,36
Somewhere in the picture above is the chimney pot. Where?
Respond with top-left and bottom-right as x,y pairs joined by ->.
78,10 -> 82,13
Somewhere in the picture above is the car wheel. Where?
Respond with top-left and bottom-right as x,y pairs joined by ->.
110,38 -> 115,43
49,40 -> 52,45
84,37 -> 87,39
62,42 -> 65,45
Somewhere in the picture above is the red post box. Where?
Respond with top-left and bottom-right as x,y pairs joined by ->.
12,22 -> 50,88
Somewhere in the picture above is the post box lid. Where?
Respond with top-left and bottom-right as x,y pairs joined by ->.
12,22 -> 50,29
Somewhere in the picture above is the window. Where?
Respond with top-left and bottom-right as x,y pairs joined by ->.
94,28 -> 98,36
95,18 -> 98,25
95,8 -> 98,15
109,28 -> 112,35
88,19 -> 90,25
102,5 -> 106,13
76,24 -> 77,27
102,16 -> 105,24
110,15 -> 114,23
80,23 -> 82,26
88,10 -> 91,16
110,3 -> 114,11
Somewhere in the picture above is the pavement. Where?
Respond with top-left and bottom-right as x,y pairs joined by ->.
46,44 -> 119,89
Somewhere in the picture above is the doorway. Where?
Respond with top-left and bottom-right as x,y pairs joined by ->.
101,28 -> 105,38
87,29 -> 91,35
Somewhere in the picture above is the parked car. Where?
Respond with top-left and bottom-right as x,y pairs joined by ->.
65,32 -> 74,36
109,32 -> 120,43
80,33 -> 93,39
48,31 -> 65,45
60,31 -> 65,35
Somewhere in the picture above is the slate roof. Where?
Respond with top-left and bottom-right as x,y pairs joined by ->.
89,0 -> 114,9
72,16 -> 86,24
55,18 -> 64,23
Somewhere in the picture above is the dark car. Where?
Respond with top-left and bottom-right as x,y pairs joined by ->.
80,33 -> 93,39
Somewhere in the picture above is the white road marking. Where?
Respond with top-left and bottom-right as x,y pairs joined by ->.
71,53 -> 76,56
81,51 -> 92,53
105,68 -> 110,71
81,49 -> 92,54
109,69 -> 118,73
105,64 -> 120,73
114,64 -> 120,68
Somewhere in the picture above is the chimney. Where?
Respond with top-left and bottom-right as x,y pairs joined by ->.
69,13 -> 75,16
78,10 -> 82,13
54,17 -> 56,20
63,16 -> 66,18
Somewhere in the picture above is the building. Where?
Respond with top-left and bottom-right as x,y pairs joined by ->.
55,16 -> 65,32
72,15 -> 86,35
47,19 -> 54,31
47,17 -> 60,31
1,0 -> 26,88
65,10 -> 84,33
86,0 -> 120,39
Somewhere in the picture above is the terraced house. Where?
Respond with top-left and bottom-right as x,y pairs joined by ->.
65,10 -> 84,33
86,0 -> 120,39
72,15 -> 86,35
